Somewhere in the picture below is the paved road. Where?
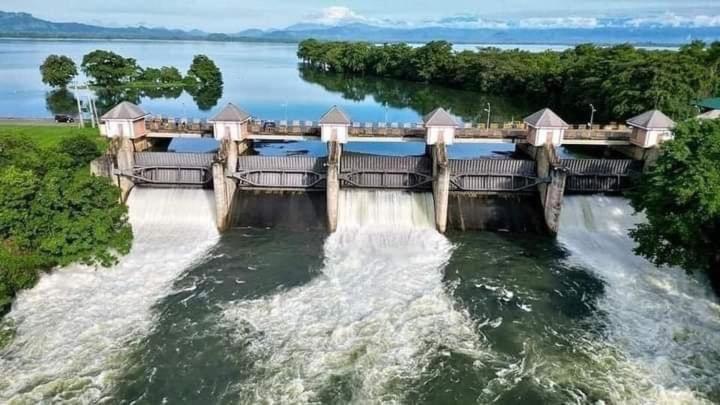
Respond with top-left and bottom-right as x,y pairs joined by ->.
0,118 -> 79,127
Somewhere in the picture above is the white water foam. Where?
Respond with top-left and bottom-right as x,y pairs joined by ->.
223,190 -> 485,403
557,196 -> 720,404
0,188 -> 220,403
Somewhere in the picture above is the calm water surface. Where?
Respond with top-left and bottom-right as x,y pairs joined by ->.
0,38 -> 534,123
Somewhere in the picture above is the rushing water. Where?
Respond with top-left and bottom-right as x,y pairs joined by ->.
0,188 -> 219,403
1,190 -> 719,403
221,191 -> 484,403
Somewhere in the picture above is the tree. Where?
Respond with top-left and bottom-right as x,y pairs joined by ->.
629,119 -> 720,288
185,55 -> 223,88
39,55 -> 77,88
0,133 -> 132,313
81,50 -> 139,87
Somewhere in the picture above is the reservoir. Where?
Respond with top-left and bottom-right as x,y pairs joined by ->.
0,39 -> 719,404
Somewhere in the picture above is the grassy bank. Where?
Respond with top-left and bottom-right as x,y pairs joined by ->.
0,123 -> 104,149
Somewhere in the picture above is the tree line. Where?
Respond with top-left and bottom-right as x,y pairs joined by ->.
297,39 -> 720,122
39,52 -> 224,111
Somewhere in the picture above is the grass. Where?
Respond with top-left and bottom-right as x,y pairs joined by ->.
0,123 -> 106,149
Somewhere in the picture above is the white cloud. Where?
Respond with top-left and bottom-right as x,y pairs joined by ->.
298,8 -> 720,31
516,17 -> 600,29
625,13 -> 720,28
306,6 -> 371,26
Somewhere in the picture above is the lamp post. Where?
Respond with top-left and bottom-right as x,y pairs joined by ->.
484,103 -> 491,129
589,104 -> 597,129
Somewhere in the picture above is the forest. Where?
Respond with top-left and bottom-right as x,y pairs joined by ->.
297,39 -> 720,123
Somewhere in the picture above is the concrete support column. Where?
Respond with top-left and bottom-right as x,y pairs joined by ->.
518,143 -> 567,235
432,143 -> 450,233
212,161 -> 231,231
326,141 -> 342,232
116,137 -> 135,202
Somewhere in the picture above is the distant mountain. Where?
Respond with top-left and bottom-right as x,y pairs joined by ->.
2,10 -> 719,45
239,24 -> 720,45
0,11 -> 208,40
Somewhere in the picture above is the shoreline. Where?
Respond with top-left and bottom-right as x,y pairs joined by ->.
0,35 -> 685,49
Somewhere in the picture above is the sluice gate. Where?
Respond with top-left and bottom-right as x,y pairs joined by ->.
130,152 -> 215,187
562,159 -> 640,193
448,159 -> 541,192
339,154 -> 432,190
233,156 -> 328,189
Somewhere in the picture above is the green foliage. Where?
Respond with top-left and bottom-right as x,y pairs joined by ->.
138,66 -> 183,85
81,50 -> 139,87
0,131 -> 132,314
629,119 -> 720,282
184,55 -> 223,111
39,54 -> 78,88
57,134 -> 102,168
45,88 -> 77,116
185,55 -> 223,88
297,39 -> 720,122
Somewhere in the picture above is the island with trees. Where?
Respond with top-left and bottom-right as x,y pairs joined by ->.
39,51 -> 224,114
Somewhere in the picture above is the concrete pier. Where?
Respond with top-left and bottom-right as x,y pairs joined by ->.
518,144 -> 567,234
326,141 -> 342,232
432,143 -> 450,233
116,136 -> 136,202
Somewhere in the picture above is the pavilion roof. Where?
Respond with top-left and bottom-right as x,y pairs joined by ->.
210,103 -> 251,122
319,106 -> 352,125
627,110 -> 675,130
524,108 -> 568,128
101,101 -> 148,120
423,107 -> 459,127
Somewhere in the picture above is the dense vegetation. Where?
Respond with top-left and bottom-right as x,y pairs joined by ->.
298,40 -> 720,122
630,119 -> 720,288
39,55 -> 78,88
0,127 -> 132,314
39,51 -> 224,112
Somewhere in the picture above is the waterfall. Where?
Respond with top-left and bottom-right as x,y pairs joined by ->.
557,196 -> 720,404
0,188 -> 220,403
222,190 -> 484,403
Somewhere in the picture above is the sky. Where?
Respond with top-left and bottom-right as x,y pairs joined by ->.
3,0 -> 720,32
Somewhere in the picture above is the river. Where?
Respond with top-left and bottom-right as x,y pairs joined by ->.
1,38 -> 719,404
0,188 -> 719,404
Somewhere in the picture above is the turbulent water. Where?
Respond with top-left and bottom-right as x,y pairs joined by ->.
222,190 -> 485,403
556,196 -> 720,404
0,188 -> 219,403
1,189 -> 720,404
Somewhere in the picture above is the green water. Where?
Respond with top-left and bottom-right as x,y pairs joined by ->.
1,190 -> 719,404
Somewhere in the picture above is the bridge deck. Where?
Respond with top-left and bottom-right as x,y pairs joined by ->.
143,120 -> 633,145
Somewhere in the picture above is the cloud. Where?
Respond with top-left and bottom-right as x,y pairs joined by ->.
298,8 -> 720,31
624,13 -> 720,28
305,6 -> 371,26
516,17 -> 600,29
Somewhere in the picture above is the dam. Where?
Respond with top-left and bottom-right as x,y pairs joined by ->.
95,101 -> 669,235
3,102 -> 720,404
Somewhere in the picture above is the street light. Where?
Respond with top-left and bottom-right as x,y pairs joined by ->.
483,103 -> 491,129
588,104 -> 597,129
